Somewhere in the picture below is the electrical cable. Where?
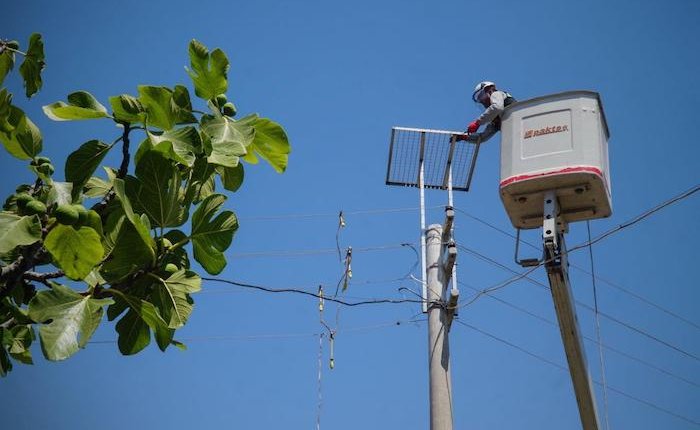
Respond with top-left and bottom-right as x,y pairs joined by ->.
457,244 -> 700,362
454,319 -> 700,428
238,205 -> 443,222
588,220 -> 610,430
457,280 -> 700,390
201,277 -> 425,307
454,186 -> 700,332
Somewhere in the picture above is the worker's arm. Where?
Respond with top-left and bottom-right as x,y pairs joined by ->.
465,123 -> 498,143
477,91 -> 506,125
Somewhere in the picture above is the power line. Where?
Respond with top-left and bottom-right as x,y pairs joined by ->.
228,242 -> 416,259
457,244 -> 700,362
457,280 -> 700,390
238,205 -> 443,222
587,220 -> 610,430
201,277 -> 425,307
454,319 -> 700,428
453,185 -> 700,332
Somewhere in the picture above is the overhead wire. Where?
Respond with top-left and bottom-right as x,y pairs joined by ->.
457,280 -> 700,390
587,220 -> 610,430
457,244 -> 700,362
453,319 -> 700,428
454,186 -> 700,333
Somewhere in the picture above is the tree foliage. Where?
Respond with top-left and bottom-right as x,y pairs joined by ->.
0,34 -> 291,376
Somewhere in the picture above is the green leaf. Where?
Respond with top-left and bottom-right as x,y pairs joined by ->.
47,181 -> 74,206
138,85 -> 176,130
100,218 -> 155,283
115,309 -> 150,355
185,157 -> 216,205
0,89 -> 12,133
109,94 -> 146,123
0,213 -> 42,255
43,91 -> 109,121
186,39 -> 229,100
7,325 -> 35,364
28,284 -> 113,361
151,270 -> 200,328
148,126 -> 201,167
0,43 -> 16,87
65,140 -> 112,200
0,105 -> 42,159
201,114 -> 252,167
217,163 -> 244,192
163,229 -> 190,269
44,224 -> 104,280
83,176 -> 111,199
0,335 -> 12,376
172,85 -> 197,124
190,194 -> 238,274
241,116 -> 291,173
100,181 -> 155,282
19,33 -> 45,98
111,290 -> 172,352
129,150 -> 186,228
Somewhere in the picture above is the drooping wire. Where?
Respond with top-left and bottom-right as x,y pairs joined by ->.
588,221 -> 610,430
454,319 -> 700,427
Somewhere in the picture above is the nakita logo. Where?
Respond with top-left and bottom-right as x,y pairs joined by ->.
524,125 -> 569,139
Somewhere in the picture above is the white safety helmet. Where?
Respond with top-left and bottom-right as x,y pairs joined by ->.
472,81 -> 496,102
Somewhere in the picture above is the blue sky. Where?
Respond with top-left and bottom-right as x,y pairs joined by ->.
2,0 -> 699,429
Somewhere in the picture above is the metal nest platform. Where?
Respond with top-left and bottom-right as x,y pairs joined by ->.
385,126 -> 480,192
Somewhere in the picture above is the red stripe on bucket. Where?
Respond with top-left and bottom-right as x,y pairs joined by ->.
500,166 -> 603,188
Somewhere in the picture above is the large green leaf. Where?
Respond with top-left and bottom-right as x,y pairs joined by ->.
151,270 -> 201,328
172,85 -> 197,124
6,324 -> 35,364
138,85 -> 176,130
44,224 -> 104,280
0,105 -> 42,159
65,140 -> 111,200
18,33 -> 45,98
112,290 -> 172,353
185,157 -> 216,205
43,91 -> 109,121
0,213 -> 42,255
201,114 -> 252,167
190,194 -> 238,274
100,181 -> 156,282
109,94 -> 146,123
115,309 -> 150,355
149,126 -> 200,167
0,41 -> 17,87
83,176 -> 111,199
186,39 -> 229,100
129,150 -> 186,228
0,89 -> 13,133
217,163 -> 244,192
28,284 -> 113,361
241,115 -> 290,173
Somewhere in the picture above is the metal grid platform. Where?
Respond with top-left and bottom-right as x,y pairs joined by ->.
385,126 -> 480,191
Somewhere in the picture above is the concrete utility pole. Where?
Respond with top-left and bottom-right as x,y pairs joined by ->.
426,220 -> 458,430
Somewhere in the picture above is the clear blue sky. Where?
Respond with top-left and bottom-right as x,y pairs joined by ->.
2,1 -> 699,429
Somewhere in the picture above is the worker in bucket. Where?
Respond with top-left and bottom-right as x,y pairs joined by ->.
457,81 -> 516,143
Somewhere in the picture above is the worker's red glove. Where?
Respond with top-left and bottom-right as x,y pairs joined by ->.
467,120 -> 480,134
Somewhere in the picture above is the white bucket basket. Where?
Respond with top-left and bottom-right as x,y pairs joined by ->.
499,91 -> 612,229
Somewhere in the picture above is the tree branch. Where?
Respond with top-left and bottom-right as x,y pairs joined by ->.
22,270 -> 64,287
0,242 -> 43,299
117,122 -> 131,179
